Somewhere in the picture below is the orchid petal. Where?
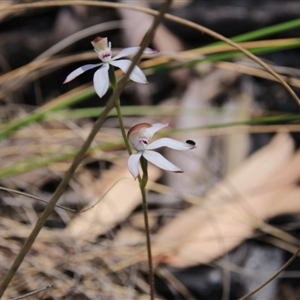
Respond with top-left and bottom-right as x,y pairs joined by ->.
128,152 -> 142,179
63,63 -> 102,83
143,150 -> 182,173
113,47 -> 156,60
93,63 -> 110,98
109,59 -> 147,84
146,137 -> 196,151
145,123 -> 169,137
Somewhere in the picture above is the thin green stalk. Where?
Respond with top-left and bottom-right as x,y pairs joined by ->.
115,98 -> 132,155
109,65 -> 155,299
140,188 -> 154,297
140,157 -> 154,300
109,66 -> 132,155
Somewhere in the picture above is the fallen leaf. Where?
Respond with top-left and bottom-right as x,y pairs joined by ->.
153,133 -> 300,267
66,162 -> 161,242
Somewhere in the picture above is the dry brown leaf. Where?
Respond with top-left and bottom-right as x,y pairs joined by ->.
66,162 -> 161,242
114,225 -> 145,247
153,133 -> 300,267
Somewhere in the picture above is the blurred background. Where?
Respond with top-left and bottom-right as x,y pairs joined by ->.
1,0 -> 300,299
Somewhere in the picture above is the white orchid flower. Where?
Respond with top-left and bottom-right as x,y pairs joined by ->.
127,123 -> 196,179
63,36 -> 156,98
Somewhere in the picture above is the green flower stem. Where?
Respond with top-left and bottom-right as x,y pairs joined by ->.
115,98 -> 132,155
109,66 -> 154,299
108,65 -> 117,89
140,156 -> 148,188
139,157 -> 154,300
109,66 -> 132,155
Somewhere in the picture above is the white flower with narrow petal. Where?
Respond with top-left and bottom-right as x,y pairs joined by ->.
127,123 -> 196,179
63,36 -> 156,98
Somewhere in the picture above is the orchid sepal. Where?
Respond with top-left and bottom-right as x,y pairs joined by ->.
128,152 -> 142,179
113,47 -> 157,60
110,59 -> 147,84
143,150 -> 183,173
63,63 -> 102,84
93,64 -> 110,98
145,137 -> 196,151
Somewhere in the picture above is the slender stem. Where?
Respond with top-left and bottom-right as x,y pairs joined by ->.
109,65 -> 132,154
110,66 -> 154,298
141,190 -> 154,299
139,157 -> 155,300
108,65 -> 117,89
140,156 -> 148,188
115,97 -> 132,155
